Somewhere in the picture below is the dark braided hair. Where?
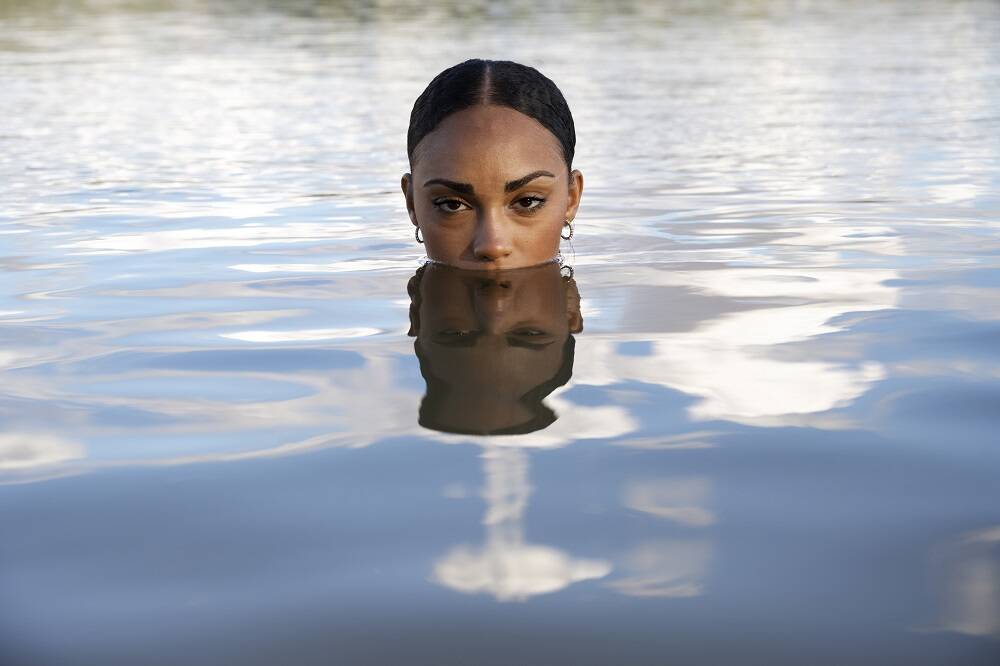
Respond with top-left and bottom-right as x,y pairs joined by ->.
406,59 -> 576,171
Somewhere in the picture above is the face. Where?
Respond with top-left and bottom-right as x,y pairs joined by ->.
402,105 -> 584,270
410,262 -> 583,434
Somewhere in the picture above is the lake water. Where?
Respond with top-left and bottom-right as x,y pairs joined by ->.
2,1 -> 1000,664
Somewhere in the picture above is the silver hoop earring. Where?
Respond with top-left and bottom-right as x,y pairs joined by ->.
561,219 -> 574,241
415,226 -> 424,244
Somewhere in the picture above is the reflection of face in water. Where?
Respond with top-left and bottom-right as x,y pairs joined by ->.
408,262 -> 582,435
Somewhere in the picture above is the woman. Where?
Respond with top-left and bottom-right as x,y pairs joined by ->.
401,59 -> 583,269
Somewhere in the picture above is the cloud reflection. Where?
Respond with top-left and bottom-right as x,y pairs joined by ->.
608,539 -> 711,599
0,432 -> 86,472
623,477 -> 715,527
574,262 -> 899,425
931,526 -> 1000,638
220,327 -> 381,342
60,220 -> 366,255
432,448 -> 611,602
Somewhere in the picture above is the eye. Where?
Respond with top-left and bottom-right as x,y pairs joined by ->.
432,328 -> 480,347
433,198 -> 471,214
506,327 -> 555,349
512,196 -> 546,212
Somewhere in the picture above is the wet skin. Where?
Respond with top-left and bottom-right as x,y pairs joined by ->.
410,262 -> 582,434
401,105 -> 584,270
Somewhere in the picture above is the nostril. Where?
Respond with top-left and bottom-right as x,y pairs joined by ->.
473,240 -> 511,261
472,217 -> 513,261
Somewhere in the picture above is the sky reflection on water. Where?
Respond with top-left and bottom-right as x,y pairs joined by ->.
2,1 -> 1000,664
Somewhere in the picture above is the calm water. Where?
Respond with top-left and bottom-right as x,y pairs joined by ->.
3,1 -> 1000,664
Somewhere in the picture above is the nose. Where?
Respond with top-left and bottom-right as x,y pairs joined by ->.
475,280 -> 513,334
472,212 -> 513,263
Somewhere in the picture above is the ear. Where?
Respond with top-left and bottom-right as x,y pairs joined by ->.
564,169 -> 584,223
565,278 -> 583,334
401,173 -> 418,226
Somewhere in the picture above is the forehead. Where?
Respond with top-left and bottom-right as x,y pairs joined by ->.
413,105 -> 565,180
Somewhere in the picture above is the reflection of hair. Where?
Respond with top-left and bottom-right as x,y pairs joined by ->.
414,334 -> 576,436
407,59 -> 576,169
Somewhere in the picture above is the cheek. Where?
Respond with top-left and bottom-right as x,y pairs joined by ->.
517,216 -> 563,253
421,218 -> 472,260
414,197 -> 434,220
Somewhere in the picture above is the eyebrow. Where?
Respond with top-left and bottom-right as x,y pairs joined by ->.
422,178 -> 474,195
504,170 -> 556,193
422,170 -> 556,195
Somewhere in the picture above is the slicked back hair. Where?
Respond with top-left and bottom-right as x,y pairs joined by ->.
406,59 -> 576,171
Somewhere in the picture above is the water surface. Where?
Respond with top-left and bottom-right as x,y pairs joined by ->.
2,1 -> 1000,664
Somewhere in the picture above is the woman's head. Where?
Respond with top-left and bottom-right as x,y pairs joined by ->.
402,59 -> 583,270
